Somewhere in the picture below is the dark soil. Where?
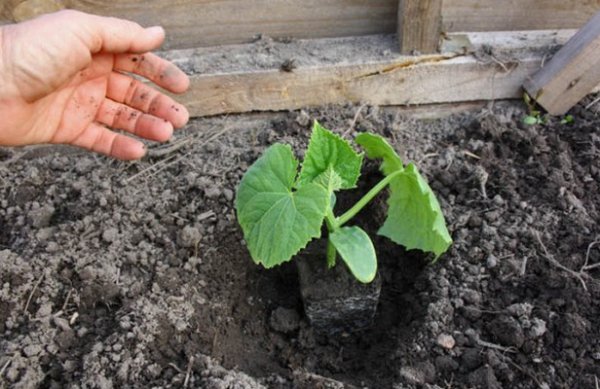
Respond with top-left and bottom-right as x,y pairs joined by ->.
1,99 -> 599,388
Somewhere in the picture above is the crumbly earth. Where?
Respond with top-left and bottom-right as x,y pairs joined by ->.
0,99 -> 599,388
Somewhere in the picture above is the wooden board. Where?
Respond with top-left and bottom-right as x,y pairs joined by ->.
397,0 -> 442,54
179,56 -> 535,117
524,11 -> 600,115
156,31 -> 600,117
2,1 -> 600,49
442,0 -> 600,32
0,0 -> 397,49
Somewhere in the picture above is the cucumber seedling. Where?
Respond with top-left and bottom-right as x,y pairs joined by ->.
235,121 -> 452,283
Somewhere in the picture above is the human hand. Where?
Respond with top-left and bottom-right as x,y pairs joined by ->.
0,10 -> 190,160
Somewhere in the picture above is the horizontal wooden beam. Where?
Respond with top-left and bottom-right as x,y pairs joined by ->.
442,0 -> 600,32
1,0 -> 397,50
158,31 -> 600,117
2,1 -> 600,49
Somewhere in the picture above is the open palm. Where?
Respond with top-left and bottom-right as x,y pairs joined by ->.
0,10 -> 190,160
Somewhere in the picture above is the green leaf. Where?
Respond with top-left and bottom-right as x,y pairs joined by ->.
382,163 -> 452,259
356,132 -> 451,258
522,115 -> 539,125
313,165 -> 343,193
235,144 -> 329,268
329,226 -> 377,283
355,132 -> 403,175
297,121 -> 363,189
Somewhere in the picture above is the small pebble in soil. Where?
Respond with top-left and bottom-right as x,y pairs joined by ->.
295,110 -> 311,127
23,344 -> 42,357
147,363 -> 162,379
52,317 -> 70,332
6,366 -> 19,382
486,254 -> 498,268
102,227 -> 119,243
506,303 -> 533,317
45,242 -> 59,253
492,194 -> 504,206
177,226 -> 202,248
222,188 -> 234,202
436,334 -> 456,350
204,186 -> 221,199
529,318 -> 547,339
269,307 -> 300,334
46,343 -> 58,355
36,227 -> 54,242
461,289 -> 482,305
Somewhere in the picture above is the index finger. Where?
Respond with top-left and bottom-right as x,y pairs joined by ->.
55,10 -> 167,54
114,53 -> 190,94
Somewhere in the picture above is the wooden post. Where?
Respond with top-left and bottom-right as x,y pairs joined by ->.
397,0 -> 442,54
524,11 -> 600,115
11,0 -> 64,22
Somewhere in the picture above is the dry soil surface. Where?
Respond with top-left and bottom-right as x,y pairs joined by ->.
1,100 -> 599,388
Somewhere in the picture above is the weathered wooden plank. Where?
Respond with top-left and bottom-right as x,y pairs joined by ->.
443,0 -> 600,32
397,0 -> 442,54
179,56 -> 534,117
0,0 -> 398,50
3,1 -> 600,49
524,11 -> 600,115
156,31 -> 600,117
7,0 -> 64,22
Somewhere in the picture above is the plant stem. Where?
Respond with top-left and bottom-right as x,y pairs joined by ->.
336,170 -> 403,227
324,208 -> 337,267
326,239 -> 336,268
324,208 -> 336,232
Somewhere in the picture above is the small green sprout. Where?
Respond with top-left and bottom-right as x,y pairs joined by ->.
235,122 -> 452,283
523,115 -> 543,125
560,114 -> 574,125
522,92 -> 545,125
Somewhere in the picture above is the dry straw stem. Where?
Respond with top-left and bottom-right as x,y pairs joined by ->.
293,370 -> 359,389
61,287 -> 74,312
476,338 -> 517,354
533,230 -> 598,291
23,273 -> 44,313
183,355 -> 194,388
0,358 -> 12,376
581,238 -> 600,271
125,120 -> 232,183
147,133 -> 198,158
342,102 -> 369,139
585,95 -> 600,110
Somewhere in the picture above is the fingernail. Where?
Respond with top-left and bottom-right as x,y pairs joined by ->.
145,26 -> 165,37
164,125 -> 174,141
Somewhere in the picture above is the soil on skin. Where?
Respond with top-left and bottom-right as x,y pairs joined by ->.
1,99 -> 599,388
